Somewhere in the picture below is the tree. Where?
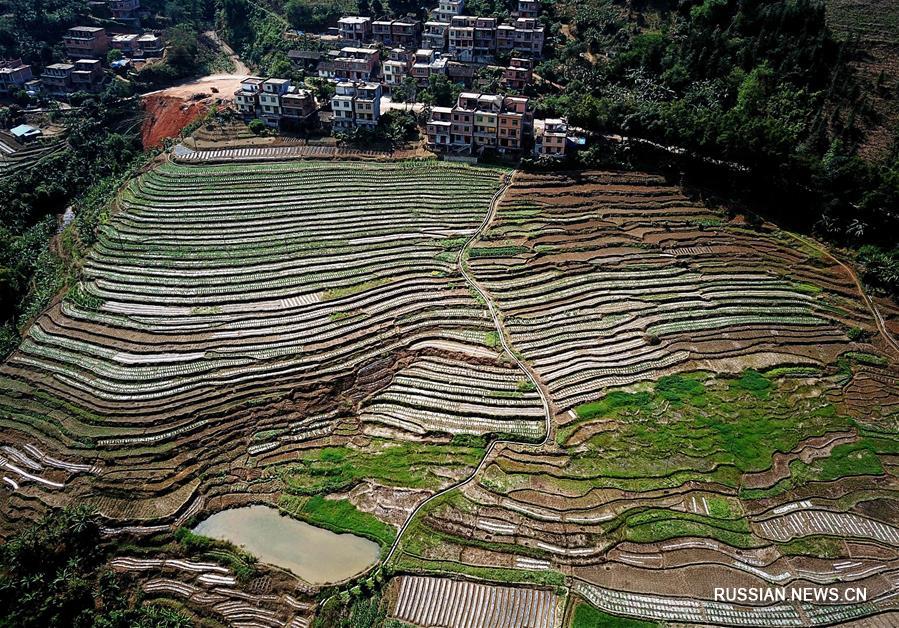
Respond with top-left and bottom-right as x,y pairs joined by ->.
420,74 -> 460,107
248,118 -> 266,134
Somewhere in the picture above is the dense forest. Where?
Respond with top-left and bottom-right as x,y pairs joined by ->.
0,507 -> 193,627
534,0 -> 898,288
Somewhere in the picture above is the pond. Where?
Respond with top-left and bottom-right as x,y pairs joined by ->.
192,504 -> 380,584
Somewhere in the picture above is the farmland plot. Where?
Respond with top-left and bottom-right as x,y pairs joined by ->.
0,159 -> 543,531
393,170 -> 899,625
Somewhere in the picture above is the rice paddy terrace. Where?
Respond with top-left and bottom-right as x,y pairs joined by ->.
1,160 -> 898,626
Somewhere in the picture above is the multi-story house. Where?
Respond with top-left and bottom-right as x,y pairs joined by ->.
382,48 -> 412,86
473,17 -> 497,63
259,78 -> 291,126
111,34 -> 140,55
447,60 -> 475,84
64,27 -> 109,59
319,47 -> 379,82
428,92 -> 532,154
331,81 -> 382,130
109,0 -> 140,23
234,77 -> 264,115
497,95 -> 532,151
338,16 -> 372,44
280,88 -> 318,128
137,34 -> 164,57
372,19 -> 421,48
427,106 -> 452,147
331,81 -> 357,131
423,21 -> 449,51
0,59 -> 33,94
448,16 -> 476,61
354,82 -> 381,128
41,63 -> 75,96
517,0 -> 539,18
71,59 -> 104,92
502,57 -> 532,90
512,18 -> 544,57
436,0 -> 465,22
534,118 -> 568,157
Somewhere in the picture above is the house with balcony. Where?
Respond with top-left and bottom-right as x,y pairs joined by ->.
428,92 -> 532,154
137,34 -> 163,57
427,105 -> 452,147
41,63 -> 75,96
473,17 -> 497,63
423,22 -> 449,51
516,0 -> 539,18
111,33 -> 140,56
338,16 -> 372,44
382,48 -> 412,86
372,19 -> 422,48
436,0 -> 464,22
259,78 -> 291,126
71,59 -> 104,92
234,77 -> 264,116
448,16 -> 475,62
280,88 -> 318,129
0,59 -> 33,94
512,18 -> 544,57
498,95 -> 532,151
502,57 -> 532,90
109,0 -> 140,23
331,81 -> 382,131
534,118 -> 568,157
64,26 -> 109,59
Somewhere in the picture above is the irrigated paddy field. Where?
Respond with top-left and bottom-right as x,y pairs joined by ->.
1,159 -> 898,627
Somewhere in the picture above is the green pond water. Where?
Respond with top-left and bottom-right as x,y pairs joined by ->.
192,504 -> 380,584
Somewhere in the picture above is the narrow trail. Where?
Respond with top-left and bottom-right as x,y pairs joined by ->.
785,232 -> 899,357
383,170 -> 555,565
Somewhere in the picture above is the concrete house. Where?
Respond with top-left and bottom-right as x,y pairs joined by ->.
234,77 -> 264,115
259,78 -> 291,126
109,0 -> 141,23
71,58 -> 104,92
64,27 -> 109,59
0,59 -> 33,94
331,81 -> 382,131
534,118 -> 568,157
436,0 -> 465,22
502,57 -> 532,90
338,16 -> 372,44
41,63 -> 75,96
428,92 -> 533,154
423,21 -> 450,51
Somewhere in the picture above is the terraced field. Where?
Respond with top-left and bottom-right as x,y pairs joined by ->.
391,171 -> 899,625
0,159 -> 546,525
2,163 -> 898,626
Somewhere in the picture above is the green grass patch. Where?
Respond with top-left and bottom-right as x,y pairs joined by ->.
467,245 -> 528,258
572,603 -> 659,628
394,554 -> 565,588
278,440 -> 485,494
485,331 -> 500,348
279,495 -> 396,548
323,277 -> 392,300
777,536 -> 844,559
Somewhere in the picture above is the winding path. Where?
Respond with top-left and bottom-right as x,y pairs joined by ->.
383,170 -> 554,565
785,232 -> 899,357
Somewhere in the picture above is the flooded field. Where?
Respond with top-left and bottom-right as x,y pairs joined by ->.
193,505 -> 380,584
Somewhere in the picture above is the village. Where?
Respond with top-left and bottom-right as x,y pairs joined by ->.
1,0 -> 580,160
